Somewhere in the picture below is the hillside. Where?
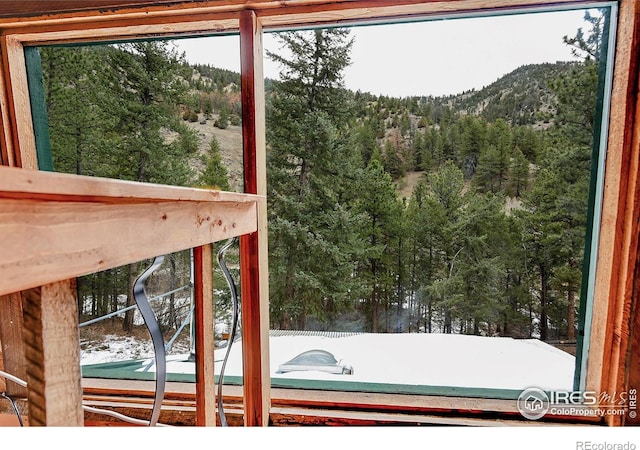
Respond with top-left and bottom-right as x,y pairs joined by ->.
448,61 -> 580,128
186,61 -> 576,198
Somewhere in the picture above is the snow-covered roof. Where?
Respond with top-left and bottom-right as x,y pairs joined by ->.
82,332 -> 574,394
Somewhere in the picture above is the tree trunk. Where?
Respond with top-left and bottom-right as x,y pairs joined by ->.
111,268 -> 118,315
539,263 -> 549,341
77,276 -> 85,316
396,236 -> 403,332
169,256 -> 178,329
444,308 -> 452,334
91,274 -> 97,316
123,261 -> 140,333
567,289 -> 576,341
371,285 -> 378,333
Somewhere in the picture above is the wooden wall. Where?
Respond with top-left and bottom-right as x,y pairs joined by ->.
0,0 -> 637,427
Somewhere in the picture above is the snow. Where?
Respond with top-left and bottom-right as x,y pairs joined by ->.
81,332 -> 575,392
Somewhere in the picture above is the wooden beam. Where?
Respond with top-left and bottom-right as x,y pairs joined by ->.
8,16 -> 239,47
256,0 -> 600,30
0,0 -> 600,30
586,0 -> 640,426
0,0 -> 190,18
0,41 -> 14,167
0,35 -> 37,169
0,32 -> 33,411
0,166 -> 262,296
0,164 -> 260,203
193,244 -> 216,426
80,378 -> 607,426
239,9 -> 270,427
613,0 -> 640,427
22,278 -> 83,426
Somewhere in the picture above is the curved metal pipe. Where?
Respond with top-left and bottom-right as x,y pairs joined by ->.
133,256 -> 167,427
216,237 -> 239,427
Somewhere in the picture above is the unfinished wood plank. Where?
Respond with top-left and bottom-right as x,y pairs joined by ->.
193,244 -> 216,427
22,278 -> 83,426
239,9 -> 270,427
586,0 -> 640,416
0,35 -> 37,408
0,0 -> 186,17
10,16 -> 239,47
80,379 -> 604,426
0,0 -> 591,30
608,0 -> 640,427
0,0 -> 244,29
0,196 -> 258,296
0,35 -> 37,170
0,165 -> 261,204
256,0 -> 594,30
0,45 -> 14,167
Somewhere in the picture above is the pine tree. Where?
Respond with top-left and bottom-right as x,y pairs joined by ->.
41,46 -> 115,176
198,135 -> 230,190
424,160 -> 466,333
354,158 -> 403,332
105,41 -> 195,186
266,28 -> 364,330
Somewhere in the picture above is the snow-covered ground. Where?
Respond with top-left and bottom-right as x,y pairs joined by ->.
81,331 -> 575,392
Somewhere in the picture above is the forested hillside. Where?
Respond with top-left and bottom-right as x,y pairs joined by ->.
40,10 -> 605,342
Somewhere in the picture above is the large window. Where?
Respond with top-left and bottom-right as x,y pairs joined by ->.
259,5 -> 615,398
33,4 -> 615,399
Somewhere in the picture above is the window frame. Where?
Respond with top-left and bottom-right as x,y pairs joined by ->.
0,0 -> 637,426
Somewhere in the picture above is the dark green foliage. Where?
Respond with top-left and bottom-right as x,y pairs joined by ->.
354,158 -> 404,332
197,136 -> 230,191
41,46 -> 115,176
190,64 -> 240,92
261,11 -> 605,339
266,28 -> 366,330
214,107 -> 229,129
38,11 -> 603,342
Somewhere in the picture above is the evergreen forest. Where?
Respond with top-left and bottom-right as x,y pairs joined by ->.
39,10 -> 607,343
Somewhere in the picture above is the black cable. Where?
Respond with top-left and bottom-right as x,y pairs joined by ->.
216,237 -> 239,427
1,392 -> 24,426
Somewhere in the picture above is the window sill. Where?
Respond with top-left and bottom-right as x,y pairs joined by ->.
81,378 -> 606,426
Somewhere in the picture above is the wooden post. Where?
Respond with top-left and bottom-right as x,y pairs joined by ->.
613,0 -> 640,427
0,35 -> 37,170
239,9 -> 270,427
586,0 -> 640,426
193,244 -> 216,426
22,279 -> 83,426
0,34 -> 34,405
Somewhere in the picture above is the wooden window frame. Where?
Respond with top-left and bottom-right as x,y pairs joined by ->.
0,0 -> 638,426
